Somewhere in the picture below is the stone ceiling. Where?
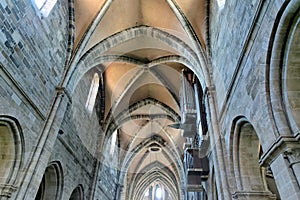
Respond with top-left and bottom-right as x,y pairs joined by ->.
71,0 -> 208,198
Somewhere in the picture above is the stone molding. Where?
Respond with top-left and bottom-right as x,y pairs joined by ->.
259,134 -> 300,167
232,190 -> 276,199
0,184 -> 17,198
283,147 -> 300,167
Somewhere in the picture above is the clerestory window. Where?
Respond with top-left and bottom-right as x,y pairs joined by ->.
217,0 -> 226,10
110,129 -> 117,156
154,184 -> 162,200
143,183 -> 171,200
85,73 -> 99,114
33,0 -> 57,17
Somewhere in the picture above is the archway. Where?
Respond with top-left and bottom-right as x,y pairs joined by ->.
141,181 -> 175,200
69,185 -> 84,200
231,118 -> 278,199
267,0 -> 300,137
283,11 -> 300,134
34,162 -> 63,200
265,1 -> 300,199
0,116 -> 23,198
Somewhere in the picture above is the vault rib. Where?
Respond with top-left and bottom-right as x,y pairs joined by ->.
165,0 -> 210,85
108,67 -> 145,125
66,0 -> 114,82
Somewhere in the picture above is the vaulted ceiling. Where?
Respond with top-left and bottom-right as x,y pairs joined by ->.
71,0 -> 209,198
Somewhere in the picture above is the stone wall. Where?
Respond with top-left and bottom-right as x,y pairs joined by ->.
0,0 -> 97,199
94,133 -> 119,200
70,68 -> 104,156
1,0 -> 300,199
48,102 -> 96,199
45,66 -> 106,199
0,0 -> 69,115
209,0 -> 278,150
208,0 -> 300,199
210,0 -> 262,112
0,0 -> 70,164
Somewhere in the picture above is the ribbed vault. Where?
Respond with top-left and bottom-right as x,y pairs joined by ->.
64,1 -> 209,199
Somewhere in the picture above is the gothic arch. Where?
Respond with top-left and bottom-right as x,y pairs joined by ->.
267,0 -> 300,136
230,117 -> 276,199
231,117 -> 263,191
130,162 -> 179,200
0,116 -> 24,198
282,11 -> 300,135
35,161 -> 64,200
104,97 -> 180,140
65,26 -> 208,95
69,184 -> 84,200
119,136 -> 185,200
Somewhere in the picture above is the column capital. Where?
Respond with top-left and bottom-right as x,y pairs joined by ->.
283,147 -> 300,165
55,86 -> 72,103
259,135 -> 300,167
204,86 -> 215,97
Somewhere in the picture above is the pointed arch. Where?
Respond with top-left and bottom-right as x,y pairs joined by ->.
33,0 -> 57,17
104,97 -> 180,137
69,184 -> 84,200
0,116 -> 24,198
65,26 -> 208,94
34,161 -> 64,200
130,162 -> 180,200
267,0 -> 300,137
119,135 -> 185,200
230,116 -> 278,199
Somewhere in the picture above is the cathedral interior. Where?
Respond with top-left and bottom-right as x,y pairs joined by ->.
1,0 -> 300,199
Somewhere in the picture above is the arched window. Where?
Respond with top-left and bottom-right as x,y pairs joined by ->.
142,183 -> 172,200
217,0 -> 226,10
33,0 -> 57,17
154,184 -> 162,200
85,73 -> 99,114
110,129 -> 118,156
230,119 -> 279,199
143,188 -> 152,200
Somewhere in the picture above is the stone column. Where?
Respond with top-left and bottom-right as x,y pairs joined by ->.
284,148 -> 300,187
260,140 -> 300,200
270,153 -> 300,200
205,87 -> 231,200
15,87 -> 70,199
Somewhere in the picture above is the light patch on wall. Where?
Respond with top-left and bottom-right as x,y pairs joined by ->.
110,129 -> 117,155
144,189 -> 149,197
33,0 -> 57,17
85,73 -> 99,114
155,186 -> 162,199
217,0 -> 226,10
